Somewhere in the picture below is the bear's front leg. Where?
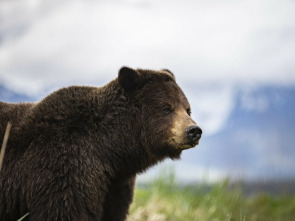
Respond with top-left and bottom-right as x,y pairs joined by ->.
23,154 -> 110,221
101,176 -> 136,221
27,181 -> 107,221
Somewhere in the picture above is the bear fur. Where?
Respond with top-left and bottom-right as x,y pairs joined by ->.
0,67 -> 201,221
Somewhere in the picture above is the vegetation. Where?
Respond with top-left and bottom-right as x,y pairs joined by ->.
127,171 -> 295,221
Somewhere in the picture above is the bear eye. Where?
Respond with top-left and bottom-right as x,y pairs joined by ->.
163,106 -> 173,114
186,108 -> 191,116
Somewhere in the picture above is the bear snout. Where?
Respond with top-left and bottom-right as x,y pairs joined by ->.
186,125 -> 202,146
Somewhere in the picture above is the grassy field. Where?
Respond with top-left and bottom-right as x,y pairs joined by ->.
127,172 -> 295,221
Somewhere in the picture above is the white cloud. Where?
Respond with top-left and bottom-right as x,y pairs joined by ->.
0,0 -> 294,90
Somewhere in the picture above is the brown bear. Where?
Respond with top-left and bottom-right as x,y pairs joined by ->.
0,67 -> 202,221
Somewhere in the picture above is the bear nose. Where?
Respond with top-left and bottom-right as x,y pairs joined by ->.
186,125 -> 202,143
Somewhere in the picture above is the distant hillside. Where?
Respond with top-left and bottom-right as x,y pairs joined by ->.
1,83 -> 295,181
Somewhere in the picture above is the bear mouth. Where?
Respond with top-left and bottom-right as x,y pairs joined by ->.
171,137 -> 200,150
181,138 -> 200,150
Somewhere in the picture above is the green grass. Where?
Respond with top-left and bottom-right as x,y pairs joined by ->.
127,172 -> 295,221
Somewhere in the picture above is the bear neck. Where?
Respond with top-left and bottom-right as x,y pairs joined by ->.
95,81 -> 168,180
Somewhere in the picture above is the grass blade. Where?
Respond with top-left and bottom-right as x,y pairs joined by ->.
0,122 -> 12,171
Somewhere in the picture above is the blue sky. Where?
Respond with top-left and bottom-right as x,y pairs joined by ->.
0,0 -> 294,182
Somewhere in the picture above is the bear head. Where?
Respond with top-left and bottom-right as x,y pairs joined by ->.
118,67 -> 202,160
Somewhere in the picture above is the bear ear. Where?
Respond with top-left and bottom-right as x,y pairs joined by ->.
118,66 -> 141,92
161,69 -> 175,79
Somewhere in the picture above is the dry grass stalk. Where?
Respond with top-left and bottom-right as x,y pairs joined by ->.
0,122 -> 12,171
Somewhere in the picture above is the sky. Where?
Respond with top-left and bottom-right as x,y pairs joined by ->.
0,0 -> 294,182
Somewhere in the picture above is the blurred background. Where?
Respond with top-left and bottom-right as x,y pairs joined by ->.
1,0 -> 295,184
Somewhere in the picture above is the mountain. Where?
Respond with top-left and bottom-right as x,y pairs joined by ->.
184,86 -> 295,181
0,84 -> 35,102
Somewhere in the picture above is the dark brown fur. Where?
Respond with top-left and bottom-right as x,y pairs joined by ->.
0,67 -> 199,221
